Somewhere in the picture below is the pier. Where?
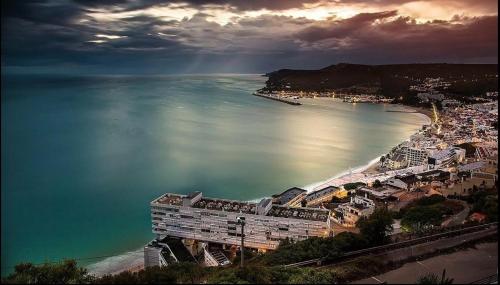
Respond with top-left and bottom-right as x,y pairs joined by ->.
253,92 -> 301,105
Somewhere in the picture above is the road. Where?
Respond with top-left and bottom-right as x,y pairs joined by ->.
351,242 -> 498,284
441,200 -> 470,227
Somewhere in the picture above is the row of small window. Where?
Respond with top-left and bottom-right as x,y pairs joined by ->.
151,206 -> 179,212
200,212 -> 228,218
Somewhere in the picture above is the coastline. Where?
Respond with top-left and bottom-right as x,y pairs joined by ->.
302,103 -> 432,193
86,248 -> 144,277
86,102 -> 433,276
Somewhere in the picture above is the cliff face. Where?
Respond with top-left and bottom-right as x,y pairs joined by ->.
262,63 -> 498,99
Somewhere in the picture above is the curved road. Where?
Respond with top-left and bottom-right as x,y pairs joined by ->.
441,200 -> 470,227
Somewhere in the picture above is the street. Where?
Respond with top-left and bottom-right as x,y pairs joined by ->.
351,242 -> 498,284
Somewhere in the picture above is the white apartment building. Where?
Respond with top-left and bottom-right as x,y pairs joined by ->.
332,195 -> 375,227
405,147 -> 429,167
428,147 -> 466,169
150,192 -> 331,251
385,153 -> 408,170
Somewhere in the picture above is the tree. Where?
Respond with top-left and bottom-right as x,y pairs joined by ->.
372,179 -> 383,188
415,194 -> 445,206
344,182 -> 367,190
356,208 -> 394,246
2,260 -> 93,284
207,265 -> 273,284
401,205 -> 445,231
288,268 -> 335,284
380,156 -> 386,166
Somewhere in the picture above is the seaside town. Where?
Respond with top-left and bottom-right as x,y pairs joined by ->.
142,78 -> 498,278
2,0 -> 499,283
253,89 -> 395,105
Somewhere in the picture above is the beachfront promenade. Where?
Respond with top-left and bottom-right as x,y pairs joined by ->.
306,165 -> 426,192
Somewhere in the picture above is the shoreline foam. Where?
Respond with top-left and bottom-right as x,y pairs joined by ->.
302,155 -> 383,192
86,248 -> 144,277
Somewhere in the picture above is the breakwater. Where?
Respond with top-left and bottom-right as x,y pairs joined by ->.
253,92 -> 301,105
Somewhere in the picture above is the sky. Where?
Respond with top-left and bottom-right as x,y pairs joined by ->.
1,0 -> 498,74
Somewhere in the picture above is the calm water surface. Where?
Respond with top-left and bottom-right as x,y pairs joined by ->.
1,74 -> 426,274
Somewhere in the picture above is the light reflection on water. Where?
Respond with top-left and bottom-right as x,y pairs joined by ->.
1,74 -> 426,275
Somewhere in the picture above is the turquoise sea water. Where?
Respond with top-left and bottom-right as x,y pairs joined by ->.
1,74 -> 426,275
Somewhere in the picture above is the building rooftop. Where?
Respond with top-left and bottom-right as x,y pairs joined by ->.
273,187 -> 307,205
266,205 -> 329,222
154,193 -> 183,206
458,161 -> 487,172
350,203 -> 370,210
152,192 -> 331,222
416,170 -> 450,181
304,185 -> 339,202
358,186 -> 402,199
258,198 -> 272,209
192,198 -> 257,214
429,147 -> 460,160
187,191 -> 201,199
395,174 -> 419,185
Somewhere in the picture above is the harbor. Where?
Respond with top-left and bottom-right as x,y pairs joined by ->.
253,92 -> 301,105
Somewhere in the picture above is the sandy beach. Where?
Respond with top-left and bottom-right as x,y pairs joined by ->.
302,101 -> 432,192
86,248 -> 145,277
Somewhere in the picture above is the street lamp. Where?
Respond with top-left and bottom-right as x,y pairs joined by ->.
237,216 -> 246,268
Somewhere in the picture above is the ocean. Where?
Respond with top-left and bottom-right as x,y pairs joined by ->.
1,74 -> 427,275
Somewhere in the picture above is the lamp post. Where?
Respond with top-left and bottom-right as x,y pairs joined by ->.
237,216 -> 246,268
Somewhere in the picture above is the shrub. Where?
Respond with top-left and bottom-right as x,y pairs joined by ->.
356,208 -> 394,246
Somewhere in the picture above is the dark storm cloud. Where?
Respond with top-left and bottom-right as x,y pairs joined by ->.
296,10 -> 399,42
73,0 -> 320,12
1,0 -> 498,73
294,13 -> 498,62
1,0 -> 85,26
72,0 -> 500,12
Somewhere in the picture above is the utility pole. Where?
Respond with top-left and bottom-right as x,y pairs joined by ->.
237,216 -> 245,268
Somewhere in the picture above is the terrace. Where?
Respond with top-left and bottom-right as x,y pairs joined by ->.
351,203 -> 370,211
192,198 -> 257,214
155,194 -> 183,206
266,205 -> 329,222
